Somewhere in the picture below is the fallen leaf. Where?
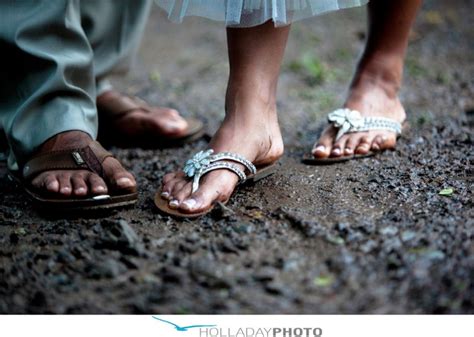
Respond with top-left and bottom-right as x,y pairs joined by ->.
314,275 -> 334,287
439,188 -> 454,196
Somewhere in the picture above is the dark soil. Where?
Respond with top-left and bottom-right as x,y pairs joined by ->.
0,0 -> 472,314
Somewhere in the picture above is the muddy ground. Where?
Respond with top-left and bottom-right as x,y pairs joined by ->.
0,0 -> 472,314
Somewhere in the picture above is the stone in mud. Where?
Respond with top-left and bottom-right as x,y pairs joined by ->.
253,267 -> 277,282
85,258 -> 127,279
95,219 -> 146,256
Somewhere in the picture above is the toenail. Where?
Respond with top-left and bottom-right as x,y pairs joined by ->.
60,187 -> 71,193
314,145 -> 325,153
182,199 -> 196,210
47,182 -> 58,189
117,177 -> 134,187
167,124 -> 180,130
372,144 -> 380,150
161,191 -> 170,199
95,186 -> 106,193
76,187 -> 86,194
169,199 -> 179,208
344,148 -> 353,154
332,148 -> 341,155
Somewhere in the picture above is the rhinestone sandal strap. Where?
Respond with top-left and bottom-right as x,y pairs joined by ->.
191,162 -> 246,194
359,117 -> 402,134
328,108 -> 402,140
209,152 -> 257,175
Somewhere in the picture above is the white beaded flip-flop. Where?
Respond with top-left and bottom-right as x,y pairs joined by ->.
155,149 -> 277,218
303,108 -> 404,165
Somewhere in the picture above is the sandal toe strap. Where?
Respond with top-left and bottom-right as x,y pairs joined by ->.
328,108 -> 402,140
22,141 -> 113,181
183,150 -> 256,193
191,162 -> 246,194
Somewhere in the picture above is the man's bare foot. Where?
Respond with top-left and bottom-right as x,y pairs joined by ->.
312,61 -> 406,158
29,131 -> 136,197
97,90 -> 189,139
160,93 -> 284,214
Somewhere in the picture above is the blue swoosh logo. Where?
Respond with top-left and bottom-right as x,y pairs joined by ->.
152,316 -> 217,332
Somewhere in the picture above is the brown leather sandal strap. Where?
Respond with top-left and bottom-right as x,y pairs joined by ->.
97,92 -> 150,118
22,141 -> 113,181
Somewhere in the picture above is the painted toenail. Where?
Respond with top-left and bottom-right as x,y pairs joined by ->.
117,177 -> 134,187
161,191 -> 170,199
182,199 -> 196,210
169,199 -> 180,208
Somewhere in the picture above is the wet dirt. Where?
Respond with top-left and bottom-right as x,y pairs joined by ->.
0,0 -> 472,313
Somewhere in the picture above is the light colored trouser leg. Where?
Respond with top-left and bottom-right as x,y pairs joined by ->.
0,0 -> 151,170
0,0 -> 97,170
81,0 -> 152,94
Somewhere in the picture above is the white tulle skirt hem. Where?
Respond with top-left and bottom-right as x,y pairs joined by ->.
155,0 -> 369,27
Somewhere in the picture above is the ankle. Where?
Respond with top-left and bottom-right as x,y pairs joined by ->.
353,55 -> 404,97
226,77 -> 277,109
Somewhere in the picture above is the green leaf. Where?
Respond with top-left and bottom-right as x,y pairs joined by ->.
313,275 -> 334,287
149,70 -> 161,85
439,188 -> 454,196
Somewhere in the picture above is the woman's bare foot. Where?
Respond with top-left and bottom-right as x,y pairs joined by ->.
160,93 -> 283,214
97,90 -> 189,139
312,61 -> 406,158
29,131 -> 136,197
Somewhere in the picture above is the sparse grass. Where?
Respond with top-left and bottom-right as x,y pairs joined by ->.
405,57 -> 429,78
414,110 -> 434,126
309,90 -> 336,111
287,53 -> 337,86
149,69 -> 161,85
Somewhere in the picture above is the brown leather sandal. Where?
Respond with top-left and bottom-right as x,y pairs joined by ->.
97,91 -> 205,148
10,141 -> 138,210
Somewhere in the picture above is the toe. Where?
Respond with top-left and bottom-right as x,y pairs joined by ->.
173,182 -> 193,204
312,126 -> 337,158
331,135 -> 348,158
161,174 -> 185,200
378,133 -> 397,150
87,173 -> 108,195
169,180 -> 188,205
71,173 -> 88,196
150,108 -> 188,135
355,135 -> 374,155
57,173 -> 72,196
372,135 -> 383,151
344,134 -> 362,156
181,172 -> 237,213
44,174 -> 60,193
162,172 -> 177,185
115,173 -> 136,191
102,157 -> 137,193
167,180 -> 189,208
